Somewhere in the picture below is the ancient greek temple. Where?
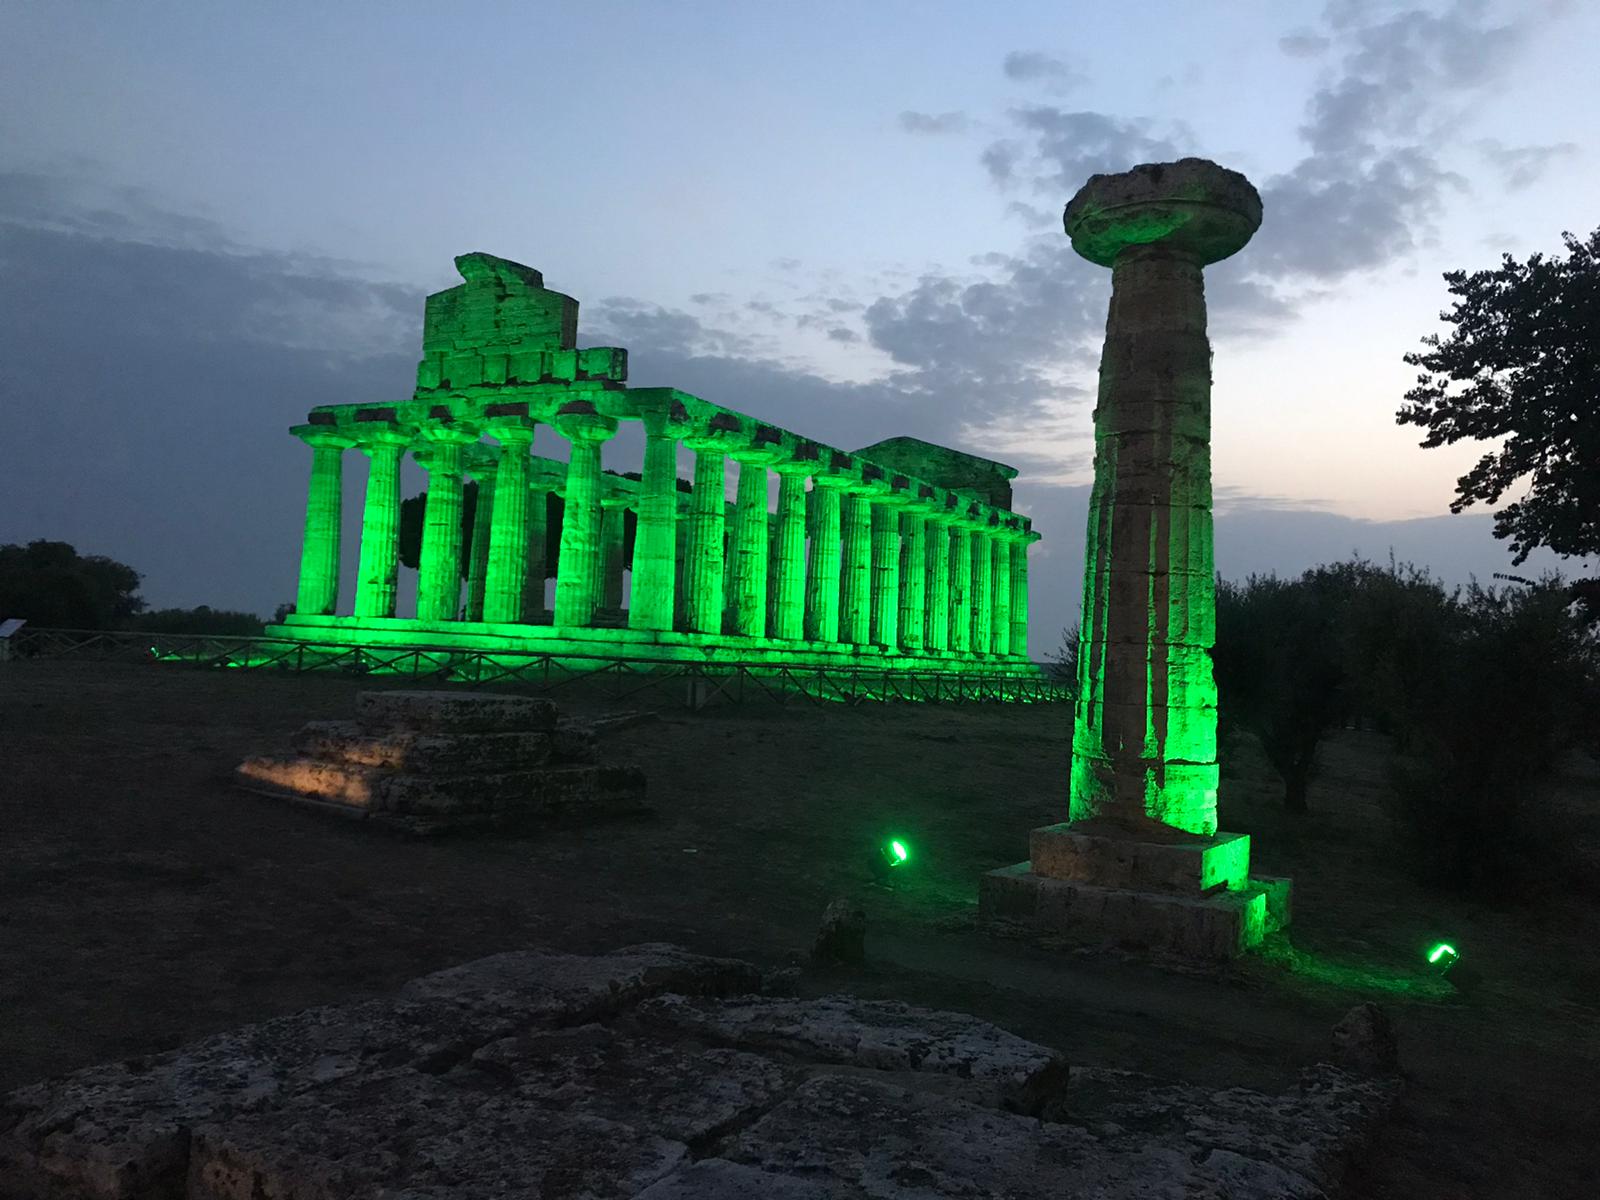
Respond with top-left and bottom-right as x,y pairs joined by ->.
269,253 -> 1041,673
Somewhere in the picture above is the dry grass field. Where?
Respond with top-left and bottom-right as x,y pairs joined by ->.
3,660 -> 1598,1198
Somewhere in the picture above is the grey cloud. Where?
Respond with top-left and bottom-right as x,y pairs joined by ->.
981,141 -> 1022,185
1001,51 -> 1087,91
1475,137 -> 1579,190
898,111 -> 968,135
996,108 -> 1188,195
1280,31 -> 1332,56
826,327 -> 859,343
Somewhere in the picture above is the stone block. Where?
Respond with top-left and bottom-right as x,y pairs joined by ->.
377,765 -> 599,816
290,721 -> 553,772
1253,874 -> 1294,932
234,756 -> 384,809
979,866 -> 1267,959
553,719 -> 599,762
1028,822 -> 1251,895
354,690 -> 557,733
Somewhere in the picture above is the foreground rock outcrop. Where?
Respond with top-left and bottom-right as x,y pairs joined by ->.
1,945 -> 1395,1198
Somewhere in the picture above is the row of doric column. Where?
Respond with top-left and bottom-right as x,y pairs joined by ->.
291,410 -> 1036,658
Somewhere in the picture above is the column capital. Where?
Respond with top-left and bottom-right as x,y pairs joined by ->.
482,414 -> 538,446
553,399 -> 619,443
416,420 -> 481,447
681,410 -> 743,453
290,424 -> 356,451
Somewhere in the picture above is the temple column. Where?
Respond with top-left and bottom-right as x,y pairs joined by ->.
482,420 -> 535,623
527,485 -> 549,619
628,416 -> 681,631
898,509 -> 927,654
353,428 -> 410,619
684,445 -> 728,636
291,427 -> 353,616
770,465 -> 809,640
948,523 -> 972,654
805,479 -> 846,642
924,514 -> 952,654
869,500 -> 900,649
552,400 -> 618,627
674,496 -> 691,628
728,458 -> 771,639
838,491 -> 873,645
970,520 -> 993,654
464,448 -> 497,621
1010,532 -> 1036,658
415,425 -> 479,623
600,496 -> 629,612
990,530 -> 1012,656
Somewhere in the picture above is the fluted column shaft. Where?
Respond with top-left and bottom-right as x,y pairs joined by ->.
554,441 -> 604,625
354,434 -> 407,618
417,435 -> 474,622
600,502 -> 628,611
465,463 -> 497,621
838,493 -> 873,645
924,520 -> 951,653
729,461 -> 770,639
948,525 -> 972,653
970,529 -> 993,652
294,435 -> 350,616
483,430 -> 534,623
898,513 -> 926,653
990,536 -> 1012,655
685,449 -> 727,635
804,484 -> 843,641
527,488 -> 548,618
1010,539 -> 1032,658
869,502 -> 900,649
771,470 -> 808,640
628,426 -> 679,631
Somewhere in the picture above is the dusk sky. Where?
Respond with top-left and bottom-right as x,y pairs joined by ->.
2,0 -> 1595,656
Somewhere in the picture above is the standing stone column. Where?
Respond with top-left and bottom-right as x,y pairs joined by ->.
770,465 -> 810,640
869,499 -> 901,649
990,530 -> 1012,656
684,444 -> 728,636
1064,159 -> 1262,837
416,425 -> 479,623
728,458 -> 772,639
838,491 -> 873,646
948,522 -> 972,654
464,448 -> 498,622
1010,533 -> 1037,658
291,427 -> 354,617
969,519 -> 993,654
599,496 -> 629,612
552,400 -> 618,628
628,415 -> 681,632
353,428 -> 411,619
898,507 -> 927,654
482,420 -> 535,623
527,485 -> 549,619
924,513 -> 953,654
805,478 -> 847,642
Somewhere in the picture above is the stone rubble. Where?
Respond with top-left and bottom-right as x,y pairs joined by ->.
233,689 -> 647,835
2,944 -> 1397,1199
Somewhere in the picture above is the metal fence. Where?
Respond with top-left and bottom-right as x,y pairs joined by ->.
7,627 -> 1072,707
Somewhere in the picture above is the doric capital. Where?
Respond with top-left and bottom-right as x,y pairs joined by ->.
681,410 -> 744,454
290,424 -> 356,451
552,399 -> 619,444
482,414 -> 537,447
416,418 -> 481,447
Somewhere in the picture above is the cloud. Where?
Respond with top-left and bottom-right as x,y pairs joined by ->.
826,327 -> 859,343
1474,137 -> 1579,190
983,109 -> 1188,193
898,111 -> 968,135
1001,51 -> 1087,91
1279,31 -> 1332,57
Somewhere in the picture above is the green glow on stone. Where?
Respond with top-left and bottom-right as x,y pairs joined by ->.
889,839 -> 909,864
1427,942 -> 1459,966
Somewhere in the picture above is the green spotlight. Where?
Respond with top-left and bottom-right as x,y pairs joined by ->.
888,839 -> 909,865
868,836 -> 912,884
1426,942 -> 1459,970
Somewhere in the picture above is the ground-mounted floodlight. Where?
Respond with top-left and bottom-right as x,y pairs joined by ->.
868,836 -> 912,884
1426,942 -> 1460,972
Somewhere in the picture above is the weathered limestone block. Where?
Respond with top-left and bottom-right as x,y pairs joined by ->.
634,994 -> 1069,1116
290,721 -> 553,772
1029,823 -> 1251,894
553,718 -> 600,763
235,756 -> 385,809
354,689 -> 557,733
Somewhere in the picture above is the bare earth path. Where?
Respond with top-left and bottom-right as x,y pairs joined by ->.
3,661 -> 1597,1197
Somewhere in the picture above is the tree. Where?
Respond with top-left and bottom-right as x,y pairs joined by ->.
0,540 -> 145,629
1397,227 -> 1600,564
128,606 -> 266,636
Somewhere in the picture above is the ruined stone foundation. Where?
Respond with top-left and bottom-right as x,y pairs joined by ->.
235,689 -> 645,834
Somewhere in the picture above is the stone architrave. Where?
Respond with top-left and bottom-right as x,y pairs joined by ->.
352,425 -> 412,619
979,158 -> 1290,959
292,426 -> 354,617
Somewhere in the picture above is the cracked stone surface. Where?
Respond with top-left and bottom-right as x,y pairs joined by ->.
1,945 -> 1395,1199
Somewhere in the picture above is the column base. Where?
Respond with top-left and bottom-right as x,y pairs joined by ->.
979,821 -> 1291,960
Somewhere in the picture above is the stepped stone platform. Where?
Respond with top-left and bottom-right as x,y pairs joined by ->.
980,821 -> 1293,960
1,945 -> 1393,1198
235,689 -> 646,835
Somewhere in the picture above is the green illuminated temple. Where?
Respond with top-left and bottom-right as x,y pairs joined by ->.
269,253 -> 1042,673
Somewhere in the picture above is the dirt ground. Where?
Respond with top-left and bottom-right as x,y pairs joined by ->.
3,661 -> 1598,1198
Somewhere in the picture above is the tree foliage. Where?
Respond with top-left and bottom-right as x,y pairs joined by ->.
1398,227 -> 1600,563
0,540 -> 145,629
128,606 -> 266,636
